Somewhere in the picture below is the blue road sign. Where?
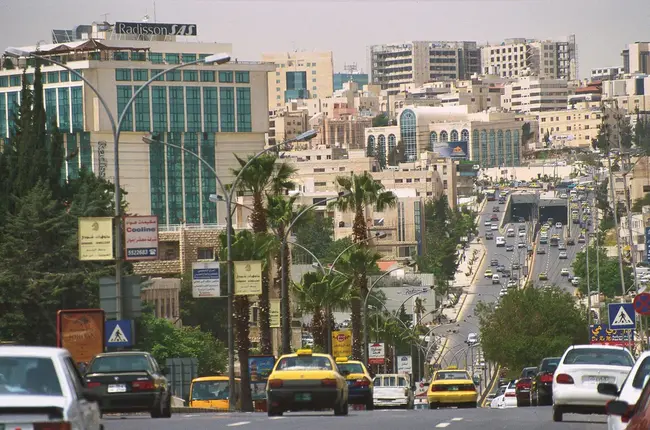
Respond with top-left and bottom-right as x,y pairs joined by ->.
608,303 -> 636,330
105,320 -> 134,347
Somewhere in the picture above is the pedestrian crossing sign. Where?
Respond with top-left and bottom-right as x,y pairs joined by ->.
608,303 -> 636,330
104,320 -> 134,347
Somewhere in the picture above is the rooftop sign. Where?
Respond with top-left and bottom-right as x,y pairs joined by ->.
114,22 -> 197,36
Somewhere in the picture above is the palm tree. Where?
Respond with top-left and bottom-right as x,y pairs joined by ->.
335,246 -> 382,359
231,154 -> 297,354
293,272 -> 351,350
218,230 -> 276,412
266,194 -> 301,302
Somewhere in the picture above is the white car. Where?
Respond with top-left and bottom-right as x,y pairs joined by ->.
491,380 -> 517,408
491,223 -> 499,231
560,193 -> 568,199
0,346 -> 103,429
556,222 -> 563,229
373,374 -> 414,409
552,345 -> 634,422
561,268 -> 570,276
559,251 -> 568,259
571,277 -> 581,286
519,231 -> 526,238
467,333 -> 479,345
599,351 -> 650,430
484,220 -> 492,227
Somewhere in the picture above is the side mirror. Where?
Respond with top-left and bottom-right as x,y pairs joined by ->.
605,400 -> 630,416
597,383 -> 619,397
82,389 -> 102,403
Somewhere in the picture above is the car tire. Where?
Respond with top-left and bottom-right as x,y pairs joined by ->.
150,396 -> 163,418
162,393 -> 172,418
268,406 -> 283,417
552,407 -> 563,422
365,397 -> 374,411
334,400 -> 349,416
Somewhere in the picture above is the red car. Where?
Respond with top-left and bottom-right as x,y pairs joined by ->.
515,367 -> 537,407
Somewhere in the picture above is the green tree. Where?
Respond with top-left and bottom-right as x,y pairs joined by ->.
372,113 -> 390,127
632,193 -> 650,213
231,154 -> 297,354
322,237 -> 354,264
292,211 -> 334,263
521,122 -> 534,146
476,287 -> 588,371
179,275 -> 228,344
572,246 -> 632,297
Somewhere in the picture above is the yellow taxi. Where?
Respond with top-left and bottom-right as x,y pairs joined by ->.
484,269 -> 493,278
266,349 -> 348,417
188,376 -> 240,410
335,357 -> 374,409
427,367 -> 478,409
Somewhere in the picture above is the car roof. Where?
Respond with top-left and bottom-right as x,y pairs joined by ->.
0,346 -> 69,358
565,344 -> 628,352
93,351 -> 150,358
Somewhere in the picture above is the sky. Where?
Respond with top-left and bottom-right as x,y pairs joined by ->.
0,0 -> 648,79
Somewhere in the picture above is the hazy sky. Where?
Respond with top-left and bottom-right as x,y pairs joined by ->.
1,0 -> 648,79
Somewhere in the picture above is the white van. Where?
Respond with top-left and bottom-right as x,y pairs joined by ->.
492,274 -> 501,284
496,236 -> 506,247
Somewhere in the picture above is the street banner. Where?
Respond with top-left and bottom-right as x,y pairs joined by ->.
192,262 -> 220,298
234,261 -> 262,295
332,330 -> 352,358
56,309 -> 105,364
78,217 -> 113,261
124,216 -> 159,261
368,342 -> 385,365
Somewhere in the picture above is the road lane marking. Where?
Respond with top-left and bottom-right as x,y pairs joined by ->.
452,417 -> 463,421
268,417 -> 285,420
227,421 -> 251,427
436,423 -> 450,428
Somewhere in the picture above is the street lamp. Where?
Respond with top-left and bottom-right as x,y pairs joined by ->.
144,128 -> 317,411
3,46 -> 230,322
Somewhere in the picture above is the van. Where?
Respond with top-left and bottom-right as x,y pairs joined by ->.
492,274 -> 500,285
496,236 -> 506,247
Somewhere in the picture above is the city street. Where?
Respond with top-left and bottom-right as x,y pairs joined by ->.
102,407 -> 607,430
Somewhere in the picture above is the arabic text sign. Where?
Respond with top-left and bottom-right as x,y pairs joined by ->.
124,216 -> 159,261
249,355 -> 276,382
78,217 -> 113,261
397,355 -> 412,374
270,299 -> 281,328
192,262 -> 220,298
368,342 -> 385,365
590,324 -> 634,347
331,330 -> 352,358
234,261 -> 263,295
57,309 -> 105,364
396,287 -> 430,296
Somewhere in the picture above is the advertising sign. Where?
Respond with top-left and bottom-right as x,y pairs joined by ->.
97,141 -> 107,179
249,356 -> 275,382
396,286 -> 429,296
270,299 -> 281,328
368,342 -> 385,365
124,216 -> 159,261
331,330 -> 352,358
397,355 -> 412,374
234,261 -> 262,295
192,262 -> 220,298
432,141 -> 469,160
57,309 -> 105,364
590,324 -> 634,347
78,217 -> 113,261
114,22 -> 197,36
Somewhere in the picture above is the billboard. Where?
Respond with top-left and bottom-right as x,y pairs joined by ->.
78,217 -> 113,261
331,330 -> 352,358
368,342 -> 385,365
124,216 -> 159,261
269,299 -> 281,328
114,22 -> 197,36
590,324 -> 634,347
192,262 -> 220,298
432,141 -> 469,160
249,355 -> 275,401
234,261 -> 263,295
57,309 -> 105,364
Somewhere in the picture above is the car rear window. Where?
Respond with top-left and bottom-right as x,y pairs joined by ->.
632,357 -> 650,389
89,354 -> 153,373
563,348 -> 633,367
435,371 -> 469,380
276,356 -> 332,371
337,363 -> 364,374
540,358 -> 560,372
375,376 -> 407,387
0,357 -> 62,396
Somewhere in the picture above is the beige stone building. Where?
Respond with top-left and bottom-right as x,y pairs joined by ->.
622,42 -> 650,75
262,51 -> 334,109
268,104 -> 310,147
530,106 -> 603,148
601,76 -> 650,114
308,113 -> 372,150
501,76 -> 569,113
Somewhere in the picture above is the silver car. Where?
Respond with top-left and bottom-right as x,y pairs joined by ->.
0,346 -> 103,429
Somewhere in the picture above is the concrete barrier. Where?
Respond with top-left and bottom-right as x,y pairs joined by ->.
171,396 -> 185,407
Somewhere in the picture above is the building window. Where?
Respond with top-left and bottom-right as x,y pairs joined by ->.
149,53 -> 163,64
450,130 -> 459,142
57,87 -> 70,133
169,87 -> 185,132
59,71 -> 69,82
236,87 -> 252,132
135,86 -> 151,132
71,87 -> 83,132
133,69 -> 148,81
9,75 -> 21,87
197,247 -> 214,260
184,133 -> 200,223
167,133 -> 183,223
497,130 -> 505,166
0,76 -> 7,87
220,87 -> 235,132
44,89 -> 56,128
200,134 -> 217,223
152,69 -> 165,81
235,71 -> 250,83
115,69 -> 131,81
186,87 -> 201,132
440,130 -> 448,142
166,70 -> 181,81
471,129 -> 479,164
461,129 -> 470,141
165,53 -> 180,64
0,94 -> 6,137
201,70 -> 215,82
131,52 -> 146,61
152,86 -> 168,132
113,51 -> 129,61
219,71 -> 234,83
366,135 -> 376,157
399,109 -> 417,161
182,53 -> 197,63
388,134 -> 397,165
203,87 -> 218,132
429,131 -> 438,150
47,72 -> 59,84
116,85 -> 133,132
183,70 -> 198,82
377,135 -> 387,168
480,130 -> 488,167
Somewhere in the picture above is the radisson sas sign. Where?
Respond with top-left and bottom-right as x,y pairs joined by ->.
114,22 -> 198,36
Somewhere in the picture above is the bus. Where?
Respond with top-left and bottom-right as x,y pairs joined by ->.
485,189 -> 497,201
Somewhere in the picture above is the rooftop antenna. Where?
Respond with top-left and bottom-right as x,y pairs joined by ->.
101,13 -> 109,22
153,1 -> 157,22
344,62 -> 358,74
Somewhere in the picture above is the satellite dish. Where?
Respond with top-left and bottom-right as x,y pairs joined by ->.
473,165 -> 480,170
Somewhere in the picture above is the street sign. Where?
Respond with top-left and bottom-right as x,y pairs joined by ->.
192,262 -> 220,298
397,355 -> 412,374
646,227 -> 650,264
368,343 -> 385,365
634,293 -> 650,316
608,303 -> 636,329
105,320 -> 134,347
590,324 -> 634,347
331,330 -> 352,358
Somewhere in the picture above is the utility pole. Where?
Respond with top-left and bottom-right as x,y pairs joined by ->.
586,235 -> 591,336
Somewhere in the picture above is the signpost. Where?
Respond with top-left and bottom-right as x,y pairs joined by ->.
590,324 -> 634,347
192,262 -> 220,298
397,355 -> 412,374
105,320 -> 134,348
608,303 -> 636,330
646,227 -> 650,264
331,330 -> 352,358
634,293 -> 650,316
124,216 -> 159,261
368,342 -> 385,365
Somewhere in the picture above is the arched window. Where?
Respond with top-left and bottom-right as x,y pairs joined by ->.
497,130 -> 505,167
450,130 -> 459,142
480,130 -> 488,167
387,134 -> 397,165
377,135 -> 387,168
366,135 -> 376,157
461,129 -> 470,142
488,130 -> 496,167
440,130 -> 449,142
399,109 -> 417,161
429,132 -> 438,150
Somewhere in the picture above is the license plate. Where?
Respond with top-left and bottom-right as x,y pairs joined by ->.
108,384 -> 127,393
295,393 -> 312,401
584,376 -> 612,384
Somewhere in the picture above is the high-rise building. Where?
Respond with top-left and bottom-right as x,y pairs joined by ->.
0,21 -> 274,228
262,51 -> 334,109
481,36 -> 577,80
501,77 -> 569,113
368,41 -> 481,96
622,42 -> 650,75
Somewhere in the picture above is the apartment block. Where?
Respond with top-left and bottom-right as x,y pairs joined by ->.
501,76 -> 569,113
262,51 -> 334,109
532,107 -> 603,148
591,66 -> 625,81
481,36 -> 577,80
308,113 -> 372,150
268,104 -> 310,147
369,41 -> 481,96
601,75 -> 650,113
622,42 -> 650,75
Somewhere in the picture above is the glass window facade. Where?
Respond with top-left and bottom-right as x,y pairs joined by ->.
152,86 -> 168,132
219,87 -> 235,132
201,71 -> 215,82
71,87 -> 83,132
169,87 -> 185,132
116,69 -> 131,81
9,75 -> 21,87
184,132 -> 200,223
219,71 -> 233,83
0,76 -> 7,87
26,74 -> 34,84
497,130 -> 505,167
149,53 -> 163,64
236,87 -> 251,132
133,69 -> 148,81
399,109 -> 417,161
116,85 -> 133,132
152,69 -> 165,81
186,87 -> 201,132
7,92 -> 18,135
59,71 -> 69,82
71,70 -> 82,82
80,132 -> 92,171
166,132 -> 183,223
200,133 -> 217,224
488,130 -> 496,167
57,87 -> 70,133
505,130 -> 513,167
480,130 -> 488,167
235,71 -> 250,83
47,72 -> 59,84
149,136 -> 167,224
471,130 -> 479,163
203,87 -> 218,132
135,86 -> 151,132
183,70 -> 198,82
182,53 -> 197,63
165,53 -> 180,64
513,130 -> 521,166
131,52 -> 146,61
113,51 -> 129,61
286,71 -> 306,90
66,134 -> 78,178
166,70 -> 181,81
44,88 -> 57,128
0,94 -> 5,138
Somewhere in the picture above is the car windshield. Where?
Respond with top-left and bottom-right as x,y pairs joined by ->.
89,355 -> 153,373
0,357 -> 62,396
435,371 -> 469,380
541,358 -> 560,372
276,356 -> 332,371
337,363 -> 364,374
632,357 -> 650,389
191,380 -> 230,400
563,348 -> 633,367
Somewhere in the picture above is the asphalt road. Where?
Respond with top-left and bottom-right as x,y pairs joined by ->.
102,407 -> 607,430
